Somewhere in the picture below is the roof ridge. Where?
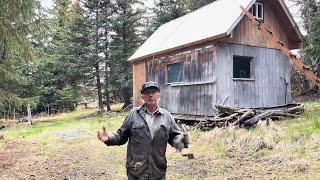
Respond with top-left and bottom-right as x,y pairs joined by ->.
160,0 -> 223,27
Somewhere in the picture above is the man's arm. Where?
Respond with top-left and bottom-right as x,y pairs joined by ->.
168,114 -> 189,151
99,111 -> 133,146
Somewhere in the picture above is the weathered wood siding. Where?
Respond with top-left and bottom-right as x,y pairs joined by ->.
222,0 -> 299,49
216,42 -> 291,108
146,46 -> 217,116
132,60 -> 146,107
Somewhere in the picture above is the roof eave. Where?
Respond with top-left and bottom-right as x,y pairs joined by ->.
278,0 -> 304,41
227,0 -> 257,35
128,33 -> 229,63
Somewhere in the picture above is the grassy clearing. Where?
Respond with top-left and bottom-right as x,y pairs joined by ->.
0,101 -> 319,179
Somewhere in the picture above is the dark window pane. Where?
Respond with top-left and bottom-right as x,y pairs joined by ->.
251,4 -> 256,16
258,4 -> 263,19
167,62 -> 183,83
233,56 -> 252,78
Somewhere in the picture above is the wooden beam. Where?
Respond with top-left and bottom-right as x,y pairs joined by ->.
240,6 -> 320,89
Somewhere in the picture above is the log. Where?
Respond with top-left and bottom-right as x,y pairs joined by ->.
236,109 -> 252,114
244,111 -> 273,127
286,104 -> 304,114
271,112 -> 299,118
270,116 -> 283,121
197,104 -> 304,130
233,110 -> 255,126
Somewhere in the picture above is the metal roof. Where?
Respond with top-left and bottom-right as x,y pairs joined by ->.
128,0 -> 299,62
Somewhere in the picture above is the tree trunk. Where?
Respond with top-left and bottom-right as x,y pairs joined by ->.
95,1 -> 104,114
104,62 -> 111,111
27,104 -> 32,124
13,106 -> 15,120
121,4 -> 131,110
122,87 -> 131,109
104,10 -> 111,112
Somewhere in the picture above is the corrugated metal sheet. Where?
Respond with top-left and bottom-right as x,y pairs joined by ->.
129,0 -> 255,61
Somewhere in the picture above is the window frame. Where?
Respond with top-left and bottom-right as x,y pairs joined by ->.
251,2 -> 264,21
166,62 -> 184,84
233,55 -> 253,80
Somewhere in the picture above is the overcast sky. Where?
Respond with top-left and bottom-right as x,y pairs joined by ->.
38,0 -> 306,34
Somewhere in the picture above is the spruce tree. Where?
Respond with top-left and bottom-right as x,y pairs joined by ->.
110,0 -> 144,109
100,0 -> 113,111
83,0 -> 105,113
0,0 -> 40,118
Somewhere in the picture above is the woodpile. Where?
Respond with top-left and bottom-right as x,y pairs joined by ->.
196,104 -> 304,130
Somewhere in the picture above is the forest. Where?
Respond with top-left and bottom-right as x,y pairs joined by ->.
0,0 -> 319,119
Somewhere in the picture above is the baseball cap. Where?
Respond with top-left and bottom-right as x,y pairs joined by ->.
141,81 -> 160,93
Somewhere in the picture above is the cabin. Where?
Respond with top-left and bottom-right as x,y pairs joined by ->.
128,0 -> 302,118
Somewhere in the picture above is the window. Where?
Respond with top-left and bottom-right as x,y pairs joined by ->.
233,56 -> 252,79
167,62 -> 184,83
251,2 -> 264,20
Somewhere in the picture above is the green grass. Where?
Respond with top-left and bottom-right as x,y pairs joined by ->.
0,101 -> 319,178
2,104 -> 127,140
281,100 -> 320,141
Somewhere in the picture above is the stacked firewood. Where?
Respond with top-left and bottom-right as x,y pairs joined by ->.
196,104 -> 305,130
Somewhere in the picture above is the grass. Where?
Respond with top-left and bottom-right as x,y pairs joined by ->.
2,103 -> 127,140
281,101 -> 320,141
0,101 -> 319,179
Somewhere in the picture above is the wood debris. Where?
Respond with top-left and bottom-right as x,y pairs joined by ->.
196,104 -> 304,130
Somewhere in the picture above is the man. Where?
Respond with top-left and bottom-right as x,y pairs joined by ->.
98,81 -> 189,180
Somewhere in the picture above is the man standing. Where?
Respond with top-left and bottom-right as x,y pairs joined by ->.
98,81 -> 189,180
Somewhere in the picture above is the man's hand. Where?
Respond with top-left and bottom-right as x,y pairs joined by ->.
97,127 -> 108,142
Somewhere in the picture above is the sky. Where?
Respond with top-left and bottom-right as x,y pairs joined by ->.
38,0 -> 306,35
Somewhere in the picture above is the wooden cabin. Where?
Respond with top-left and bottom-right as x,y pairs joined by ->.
128,0 -> 302,118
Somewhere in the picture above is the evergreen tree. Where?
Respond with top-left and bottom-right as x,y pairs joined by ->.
146,0 -> 217,38
185,0 -> 217,12
149,0 -> 187,34
83,0 -> 105,113
0,0 -> 41,118
100,0 -> 113,111
300,1 -> 320,78
110,0 -> 144,109
35,0 -> 72,113
289,0 -> 320,91
65,0 -> 93,105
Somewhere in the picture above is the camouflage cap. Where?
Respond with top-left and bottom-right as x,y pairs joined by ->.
141,81 -> 160,93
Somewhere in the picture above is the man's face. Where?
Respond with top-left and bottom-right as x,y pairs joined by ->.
141,88 -> 160,107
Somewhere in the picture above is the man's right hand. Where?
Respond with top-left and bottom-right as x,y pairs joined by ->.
98,127 -> 108,142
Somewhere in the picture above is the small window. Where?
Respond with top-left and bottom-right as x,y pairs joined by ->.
251,2 -> 264,20
233,56 -> 252,79
167,62 -> 184,83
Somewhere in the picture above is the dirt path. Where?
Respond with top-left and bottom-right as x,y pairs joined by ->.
0,129 -> 123,180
